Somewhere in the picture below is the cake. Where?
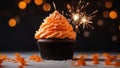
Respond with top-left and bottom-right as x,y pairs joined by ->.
35,11 -> 76,60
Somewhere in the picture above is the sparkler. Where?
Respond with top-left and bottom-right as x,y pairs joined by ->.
66,0 -> 98,33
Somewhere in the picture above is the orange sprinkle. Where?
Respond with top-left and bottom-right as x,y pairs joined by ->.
108,56 -> 117,61
18,57 -> 26,65
0,59 -> 3,66
14,53 -> 22,63
3,54 -> 7,60
29,54 -> 42,62
77,59 -> 86,66
77,54 -> 85,60
102,53 -> 110,58
0,54 -> 7,61
114,61 -> 120,66
72,60 -> 86,66
77,55 -> 86,66
104,59 -> 112,65
71,55 -> 86,66
92,54 -> 99,59
14,53 -> 21,58
35,57 -> 42,62
91,54 -> 99,64
93,59 -> 99,64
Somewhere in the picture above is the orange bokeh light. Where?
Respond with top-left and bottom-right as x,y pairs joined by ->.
23,0 -> 31,4
84,31 -> 90,38
103,10 -> 109,18
18,1 -> 27,10
43,3 -> 51,11
112,35 -> 118,42
97,20 -> 104,26
8,18 -> 16,27
105,1 -> 112,9
119,25 -> 120,31
34,0 -> 43,6
109,11 -> 118,19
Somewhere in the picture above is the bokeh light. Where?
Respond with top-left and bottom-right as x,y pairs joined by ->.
23,0 -> 31,4
34,0 -> 43,6
84,31 -> 90,38
15,16 -> 20,24
67,4 -> 71,10
97,19 -> 104,26
97,1 -> 102,7
8,18 -> 17,27
105,1 -> 112,9
103,10 -> 109,18
112,35 -> 118,42
43,3 -> 51,11
119,25 -> 120,31
109,11 -> 118,19
18,1 -> 27,10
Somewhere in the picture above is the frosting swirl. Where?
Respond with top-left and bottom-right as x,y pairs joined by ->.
35,11 -> 76,40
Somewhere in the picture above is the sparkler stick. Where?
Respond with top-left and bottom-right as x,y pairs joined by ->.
53,2 -> 56,10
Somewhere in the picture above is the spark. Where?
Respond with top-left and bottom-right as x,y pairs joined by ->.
66,0 -> 97,33
72,14 -> 79,21
53,2 -> 56,10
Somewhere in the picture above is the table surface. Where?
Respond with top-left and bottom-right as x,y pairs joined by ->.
0,52 -> 120,68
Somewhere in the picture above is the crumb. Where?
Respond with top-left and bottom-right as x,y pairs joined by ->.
114,61 -> 120,66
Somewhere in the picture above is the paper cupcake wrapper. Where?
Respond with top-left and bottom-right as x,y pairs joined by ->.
37,39 -> 75,60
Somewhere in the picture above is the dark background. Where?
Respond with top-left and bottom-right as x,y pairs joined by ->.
0,0 -> 120,52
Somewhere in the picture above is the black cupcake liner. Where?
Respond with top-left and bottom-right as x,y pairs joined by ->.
37,39 -> 75,60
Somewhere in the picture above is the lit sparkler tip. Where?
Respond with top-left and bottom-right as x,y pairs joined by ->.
72,14 -> 79,21
66,0 -> 97,33
81,17 -> 87,22
51,1 -> 96,33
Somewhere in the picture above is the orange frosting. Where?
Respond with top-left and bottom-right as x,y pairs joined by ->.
35,11 -> 76,40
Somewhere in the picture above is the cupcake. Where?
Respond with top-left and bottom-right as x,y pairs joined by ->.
35,11 -> 76,60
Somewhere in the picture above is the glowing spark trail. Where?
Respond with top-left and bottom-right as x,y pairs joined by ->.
66,0 -> 98,33
53,2 -> 56,10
